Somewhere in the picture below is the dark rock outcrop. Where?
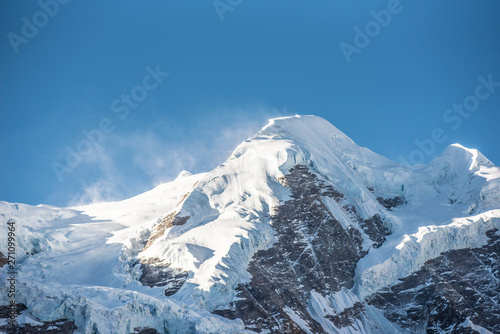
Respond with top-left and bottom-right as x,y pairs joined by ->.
138,201 -> 191,296
359,214 -> 390,248
326,302 -> 365,328
133,327 -> 161,334
0,252 -> 8,267
376,196 -> 405,211
0,304 -> 76,334
139,258 -> 188,296
214,165 -> 367,333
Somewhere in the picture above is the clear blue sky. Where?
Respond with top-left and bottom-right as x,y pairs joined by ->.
1,1 -> 499,206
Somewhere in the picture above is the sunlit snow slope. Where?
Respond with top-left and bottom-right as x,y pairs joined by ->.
1,115 -> 499,334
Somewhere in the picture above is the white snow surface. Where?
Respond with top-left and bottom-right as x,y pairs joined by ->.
1,115 -> 499,333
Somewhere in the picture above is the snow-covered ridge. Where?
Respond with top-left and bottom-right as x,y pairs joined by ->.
355,209 -> 500,298
1,115 -> 499,333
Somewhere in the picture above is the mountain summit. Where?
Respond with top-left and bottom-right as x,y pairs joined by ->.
1,115 -> 499,333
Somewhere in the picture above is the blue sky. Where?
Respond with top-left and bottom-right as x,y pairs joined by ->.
1,0 -> 499,206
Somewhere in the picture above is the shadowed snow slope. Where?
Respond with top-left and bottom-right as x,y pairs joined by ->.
1,115 -> 499,333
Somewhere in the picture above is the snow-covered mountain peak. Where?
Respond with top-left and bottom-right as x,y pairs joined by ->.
1,115 -> 499,333
140,114 -> 499,301
261,115 -> 353,143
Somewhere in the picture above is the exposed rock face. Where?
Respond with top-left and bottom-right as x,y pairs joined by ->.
133,327 -> 161,334
144,213 -> 190,250
135,206 -> 191,296
376,196 -> 405,211
0,304 -> 76,334
139,258 -> 188,296
359,214 -> 390,248
326,302 -> 365,328
214,165 -> 369,333
139,210 -> 190,296
367,228 -> 500,333
0,251 -> 8,267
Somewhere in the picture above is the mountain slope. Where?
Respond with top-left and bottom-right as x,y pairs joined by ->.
1,115 -> 499,333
